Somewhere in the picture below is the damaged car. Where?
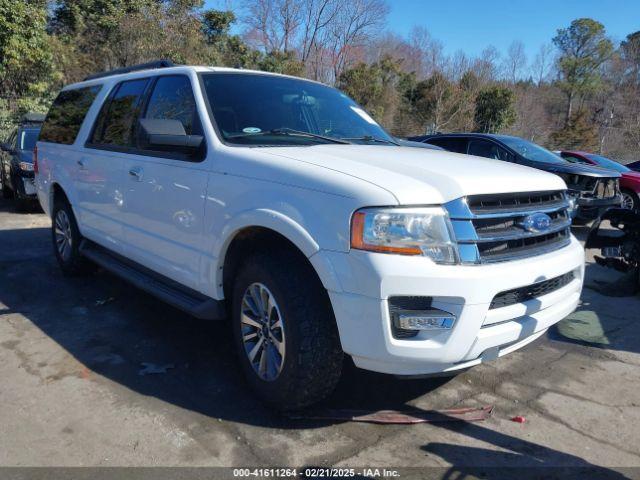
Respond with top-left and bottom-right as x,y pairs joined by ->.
409,133 -> 622,223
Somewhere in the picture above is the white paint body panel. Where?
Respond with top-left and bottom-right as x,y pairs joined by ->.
35,66 -> 585,376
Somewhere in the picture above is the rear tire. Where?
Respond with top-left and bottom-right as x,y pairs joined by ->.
51,199 -> 94,276
232,251 -> 343,410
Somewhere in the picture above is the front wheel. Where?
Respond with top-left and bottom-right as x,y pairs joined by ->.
232,251 -> 343,410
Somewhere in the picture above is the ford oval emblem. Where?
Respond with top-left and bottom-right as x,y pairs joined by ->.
519,213 -> 552,233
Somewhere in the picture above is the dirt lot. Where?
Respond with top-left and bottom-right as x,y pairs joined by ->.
0,197 -> 639,477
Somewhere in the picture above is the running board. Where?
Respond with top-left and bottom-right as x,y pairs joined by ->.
79,240 -> 225,320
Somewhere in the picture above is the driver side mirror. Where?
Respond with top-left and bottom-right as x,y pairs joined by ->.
138,118 -> 203,154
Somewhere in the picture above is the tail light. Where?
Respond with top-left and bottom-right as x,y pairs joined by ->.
33,145 -> 38,174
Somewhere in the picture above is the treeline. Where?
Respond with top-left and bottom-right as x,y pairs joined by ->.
0,0 -> 638,160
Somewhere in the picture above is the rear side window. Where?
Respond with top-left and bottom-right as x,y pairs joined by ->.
427,137 -> 468,154
468,139 -> 514,162
143,76 -> 197,135
90,79 -> 149,147
39,86 -> 101,144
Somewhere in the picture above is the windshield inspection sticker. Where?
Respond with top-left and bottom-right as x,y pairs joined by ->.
350,106 -> 378,125
242,127 -> 262,133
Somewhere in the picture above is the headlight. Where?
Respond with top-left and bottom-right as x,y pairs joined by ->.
19,162 -> 34,172
351,207 -> 458,264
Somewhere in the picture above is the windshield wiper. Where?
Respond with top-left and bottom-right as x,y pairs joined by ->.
341,135 -> 399,146
228,128 -> 350,144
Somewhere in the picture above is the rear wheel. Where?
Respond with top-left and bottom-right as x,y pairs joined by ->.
51,199 -> 94,276
621,189 -> 639,211
232,251 -> 343,410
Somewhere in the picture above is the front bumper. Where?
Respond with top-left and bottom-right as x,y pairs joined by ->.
11,169 -> 37,199
320,236 -> 585,375
575,194 -> 622,220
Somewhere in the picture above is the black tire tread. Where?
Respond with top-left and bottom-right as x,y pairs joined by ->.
233,250 -> 343,410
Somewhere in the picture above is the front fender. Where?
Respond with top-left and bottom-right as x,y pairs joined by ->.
212,208 -> 342,298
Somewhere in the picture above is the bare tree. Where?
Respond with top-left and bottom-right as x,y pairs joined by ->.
531,42 -> 554,85
503,40 -> 527,83
325,0 -> 389,82
242,0 -> 303,52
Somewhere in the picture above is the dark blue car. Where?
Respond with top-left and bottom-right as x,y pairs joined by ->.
0,114 -> 43,210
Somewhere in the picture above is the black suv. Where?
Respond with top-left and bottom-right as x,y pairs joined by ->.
0,113 -> 44,210
409,133 -> 622,222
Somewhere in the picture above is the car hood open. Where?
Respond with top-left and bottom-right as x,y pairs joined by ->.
260,145 -> 567,205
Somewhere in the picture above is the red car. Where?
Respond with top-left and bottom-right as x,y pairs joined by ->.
559,151 -> 640,211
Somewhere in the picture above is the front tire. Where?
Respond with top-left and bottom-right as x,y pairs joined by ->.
232,251 -> 343,410
51,199 -> 94,276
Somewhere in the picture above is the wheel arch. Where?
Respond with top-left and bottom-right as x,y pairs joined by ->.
216,209 -> 342,300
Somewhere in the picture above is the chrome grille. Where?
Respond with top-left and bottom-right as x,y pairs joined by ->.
445,190 -> 572,264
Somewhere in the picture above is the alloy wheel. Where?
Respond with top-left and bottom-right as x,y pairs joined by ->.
240,282 -> 286,382
621,192 -> 636,210
54,210 -> 73,261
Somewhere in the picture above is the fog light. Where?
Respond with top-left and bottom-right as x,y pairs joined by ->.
388,296 -> 456,339
394,311 -> 456,330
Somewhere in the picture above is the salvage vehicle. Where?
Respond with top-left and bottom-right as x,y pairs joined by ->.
587,208 -> 640,292
0,113 -> 44,210
559,150 -> 640,211
409,133 -> 622,222
35,61 -> 585,409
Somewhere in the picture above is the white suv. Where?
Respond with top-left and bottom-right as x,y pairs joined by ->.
35,62 -> 585,409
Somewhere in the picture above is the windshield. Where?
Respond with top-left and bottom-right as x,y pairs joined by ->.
584,154 -> 630,173
200,73 -> 394,146
498,136 -> 567,164
19,128 -> 40,151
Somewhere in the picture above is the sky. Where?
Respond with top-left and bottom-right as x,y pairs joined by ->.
205,0 -> 639,59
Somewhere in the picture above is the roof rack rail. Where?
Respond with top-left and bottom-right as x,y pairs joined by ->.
83,59 -> 175,81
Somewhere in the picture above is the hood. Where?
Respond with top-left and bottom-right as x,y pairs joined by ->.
17,150 -> 33,163
525,159 -> 621,178
260,145 -> 566,205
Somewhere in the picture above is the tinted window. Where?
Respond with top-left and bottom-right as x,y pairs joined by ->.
91,79 -> 149,147
39,86 -> 101,144
144,76 -> 196,135
468,139 -> 514,161
19,128 -> 41,151
426,137 -> 468,154
497,136 -> 566,164
584,154 -> 630,173
200,73 -> 395,146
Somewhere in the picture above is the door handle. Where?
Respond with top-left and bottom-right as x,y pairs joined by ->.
77,159 -> 86,169
129,167 -> 143,181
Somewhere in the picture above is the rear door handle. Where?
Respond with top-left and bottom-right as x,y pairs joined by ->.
77,160 -> 86,169
129,167 -> 143,181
